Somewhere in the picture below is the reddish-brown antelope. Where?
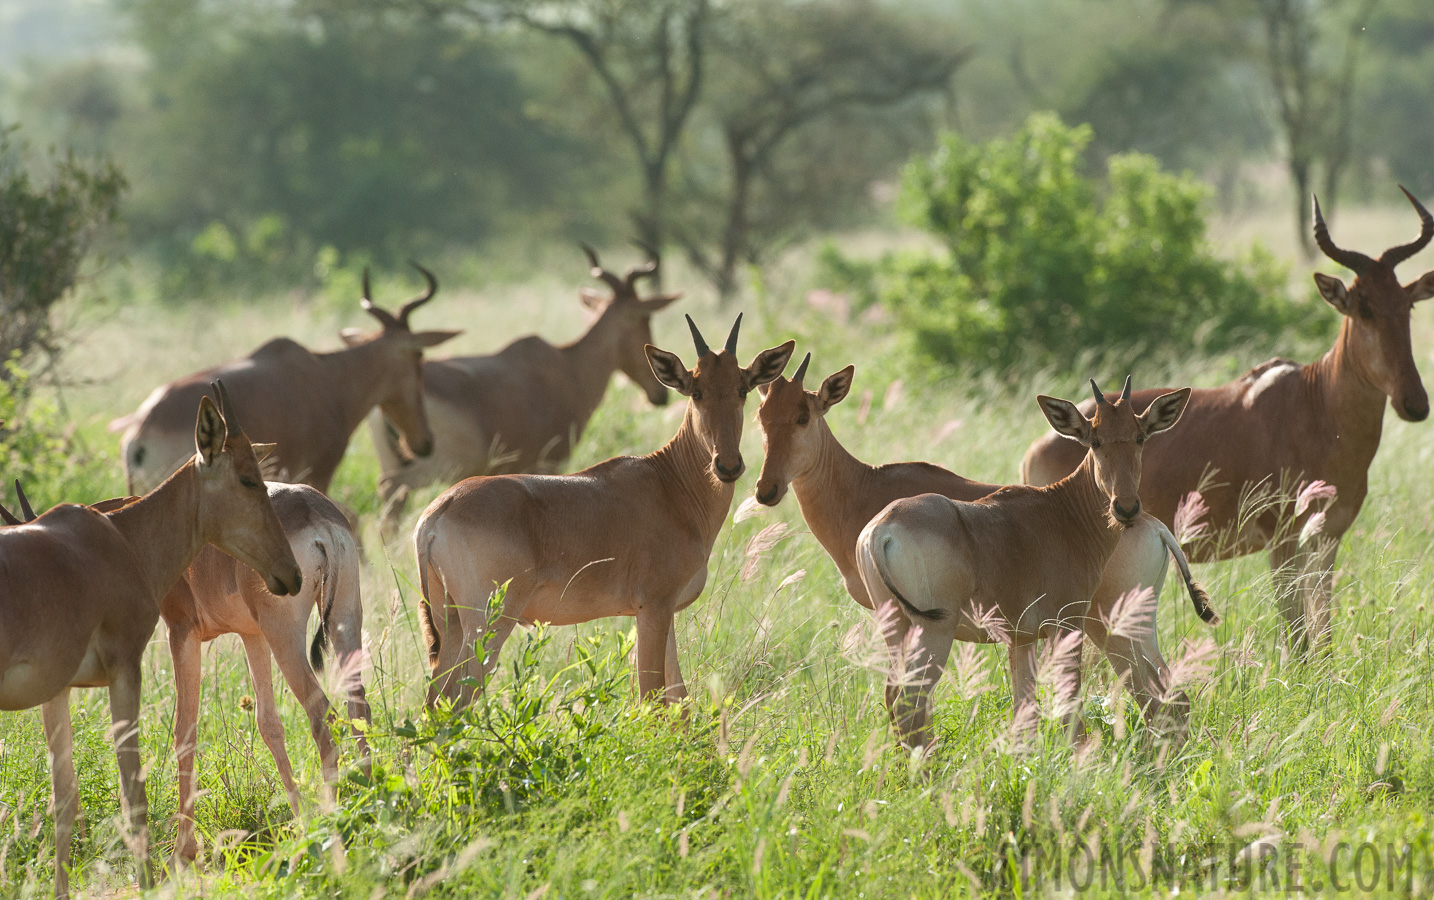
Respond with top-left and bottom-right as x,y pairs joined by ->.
857,379 -> 1217,749
414,315 -> 793,707
754,359 -> 1214,738
1022,188 -> 1434,652
370,246 -> 679,523
111,263 -> 459,493
0,384 -> 300,898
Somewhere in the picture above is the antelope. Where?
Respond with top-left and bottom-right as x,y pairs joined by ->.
370,246 -> 680,523
856,379 -> 1217,749
414,315 -> 794,707
1021,188 -> 1434,651
111,263 -> 460,493
0,384 -> 301,898
755,359 -> 1216,739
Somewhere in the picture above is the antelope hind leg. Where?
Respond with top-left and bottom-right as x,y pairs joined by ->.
107,667 -> 152,889
42,690 -> 77,899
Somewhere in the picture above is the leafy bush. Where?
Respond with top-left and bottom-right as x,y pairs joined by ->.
832,113 -> 1332,371
0,356 -> 114,505
0,125 -> 124,364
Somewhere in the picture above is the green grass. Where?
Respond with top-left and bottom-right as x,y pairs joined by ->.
4,221 -> 1434,897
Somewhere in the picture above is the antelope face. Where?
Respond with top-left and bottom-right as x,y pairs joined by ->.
579,244 -> 681,407
1038,378 -> 1190,528
193,390 -> 302,596
754,355 -> 854,506
1312,188 -> 1434,423
646,315 -> 795,484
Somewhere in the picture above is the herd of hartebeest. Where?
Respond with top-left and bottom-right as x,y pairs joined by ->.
3,188 -> 1433,896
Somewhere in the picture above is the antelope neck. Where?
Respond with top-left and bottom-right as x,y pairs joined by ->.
558,313 -> 626,425
789,420 -> 879,552
1302,319 -> 1390,464
1045,452 -> 1123,557
106,462 -> 205,604
650,402 -> 735,542
316,337 -> 412,434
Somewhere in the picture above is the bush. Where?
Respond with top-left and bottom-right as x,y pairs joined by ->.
836,113 -> 1332,371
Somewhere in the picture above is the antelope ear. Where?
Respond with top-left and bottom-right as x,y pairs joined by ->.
1314,273 -> 1355,315
250,442 -> 278,464
1406,270 -> 1434,303
1138,387 -> 1191,437
1037,395 -> 1092,444
744,340 -> 797,389
579,287 -> 609,312
413,329 -> 462,348
194,395 -> 228,467
339,327 -> 367,347
817,365 -> 855,412
645,345 -> 694,395
640,292 -> 682,313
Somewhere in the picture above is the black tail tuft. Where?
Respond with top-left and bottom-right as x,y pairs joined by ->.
1192,583 -> 1220,625
310,622 -> 328,671
309,541 -> 335,671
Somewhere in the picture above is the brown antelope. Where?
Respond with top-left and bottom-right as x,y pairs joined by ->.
1021,188 -> 1434,651
111,263 -> 460,493
370,246 -> 680,523
414,315 -> 794,707
755,359 -> 1215,739
0,384 -> 300,898
856,379 -> 1217,749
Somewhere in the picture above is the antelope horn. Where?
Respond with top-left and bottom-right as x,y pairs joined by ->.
686,314 -> 711,357
0,492 -> 19,526
1090,378 -> 1109,405
793,352 -> 811,384
211,380 -> 239,432
15,480 -> 34,522
1313,196 -> 1375,275
626,239 -> 660,288
359,267 -> 400,330
396,261 -> 439,328
1119,375 -> 1132,402
580,243 -> 625,293
1380,186 -> 1434,268
724,313 -> 742,354
362,267 -> 373,302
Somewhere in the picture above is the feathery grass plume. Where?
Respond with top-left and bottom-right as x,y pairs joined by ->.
1173,490 -> 1209,543
732,495 -> 765,523
1164,637 -> 1219,698
1100,586 -> 1158,641
742,522 -> 788,582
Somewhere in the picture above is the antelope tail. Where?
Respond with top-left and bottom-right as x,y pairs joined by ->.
416,532 -> 442,665
309,542 -> 337,670
1153,519 -> 1220,625
873,534 -> 948,623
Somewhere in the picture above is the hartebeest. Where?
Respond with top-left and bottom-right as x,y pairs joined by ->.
414,315 -> 794,707
1021,188 -> 1434,651
0,385 -> 300,898
112,264 -> 459,493
370,246 -> 679,523
857,379 -> 1216,749
754,359 -> 1214,737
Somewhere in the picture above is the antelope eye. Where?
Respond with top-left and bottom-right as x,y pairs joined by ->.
1090,438 -> 1102,450
241,476 -> 261,489
692,389 -> 703,401
796,414 -> 810,426
1136,434 -> 1146,445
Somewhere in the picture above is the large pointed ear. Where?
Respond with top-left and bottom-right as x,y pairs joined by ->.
1137,387 -> 1191,437
194,395 -> 228,467
645,345 -> 694,395
640,292 -> 682,313
743,340 -> 796,390
816,365 -> 855,412
339,327 -> 367,347
413,329 -> 462,348
1406,270 -> 1434,303
1037,395 -> 1092,444
250,442 -> 278,464
579,287 -> 609,312
1314,272 -> 1355,315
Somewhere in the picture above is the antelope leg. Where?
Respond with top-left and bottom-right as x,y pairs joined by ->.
169,619 -> 204,864
107,667 -> 151,888
42,690 -> 77,900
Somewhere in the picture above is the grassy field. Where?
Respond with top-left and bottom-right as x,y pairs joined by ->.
4,203 -> 1434,898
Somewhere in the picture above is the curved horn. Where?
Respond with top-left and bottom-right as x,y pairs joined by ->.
1380,186 -> 1434,268
359,267 -> 400,330
1313,196 -> 1375,274
793,352 -> 811,384
625,239 -> 660,288
1119,375 -> 1132,402
396,261 -> 439,328
15,480 -> 34,522
686,314 -> 711,357
0,490 -> 19,526
1090,378 -> 1108,405
724,313 -> 742,355
580,243 -> 625,293
211,380 -> 240,432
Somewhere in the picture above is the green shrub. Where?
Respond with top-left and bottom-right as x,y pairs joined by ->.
837,113 -> 1333,371
0,356 -> 115,506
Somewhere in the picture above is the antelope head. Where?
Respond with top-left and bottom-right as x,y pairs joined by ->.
580,243 -> 682,406
754,353 -> 854,505
1312,187 -> 1434,422
1038,376 -> 1190,528
196,381 -> 303,596
645,314 -> 795,484
341,262 -> 461,457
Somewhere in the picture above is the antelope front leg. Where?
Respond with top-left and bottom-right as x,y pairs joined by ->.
634,605 -> 673,703
1271,536 -> 1339,655
42,690 -> 77,900
107,667 -> 152,890
1009,640 -> 1040,739
169,621 -> 204,864
664,621 -> 689,703
239,634 -> 307,816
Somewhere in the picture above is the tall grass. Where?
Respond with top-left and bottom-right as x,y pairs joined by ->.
3,230 -> 1434,897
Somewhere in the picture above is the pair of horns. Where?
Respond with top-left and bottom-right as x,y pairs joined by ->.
1314,186 -> 1434,274
581,242 -> 660,293
361,261 -> 439,329
1090,375 -> 1133,405
686,313 -> 742,358
0,479 -> 35,525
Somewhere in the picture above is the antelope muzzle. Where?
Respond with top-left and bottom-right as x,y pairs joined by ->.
713,454 -> 745,483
